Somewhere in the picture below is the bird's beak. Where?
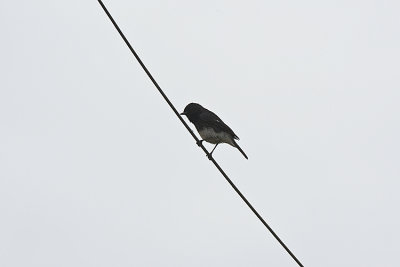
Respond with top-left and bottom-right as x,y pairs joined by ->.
180,112 -> 186,116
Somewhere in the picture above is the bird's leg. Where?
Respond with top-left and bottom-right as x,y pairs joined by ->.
207,144 -> 219,160
210,144 -> 219,154
196,139 -> 204,147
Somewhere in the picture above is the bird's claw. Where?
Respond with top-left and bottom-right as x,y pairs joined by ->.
196,140 -> 203,147
207,153 -> 213,160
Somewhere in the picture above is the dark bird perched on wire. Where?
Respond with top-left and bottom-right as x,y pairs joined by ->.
181,103 -> 248,159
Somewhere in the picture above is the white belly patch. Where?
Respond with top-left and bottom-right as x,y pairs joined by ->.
198,128 -> 234,146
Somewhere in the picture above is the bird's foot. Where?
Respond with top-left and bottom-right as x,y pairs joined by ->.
207,153 -> 213,160
196,140 -> 203,147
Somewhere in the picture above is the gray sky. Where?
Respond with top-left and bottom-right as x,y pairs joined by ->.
1,0 -> 399,266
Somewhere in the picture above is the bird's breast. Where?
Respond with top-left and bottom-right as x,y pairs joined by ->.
198,127 -> 234,146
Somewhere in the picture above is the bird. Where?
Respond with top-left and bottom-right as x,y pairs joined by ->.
180,103 -> 248,159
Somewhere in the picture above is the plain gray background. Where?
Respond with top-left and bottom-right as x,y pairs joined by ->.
1,0 -> 399,266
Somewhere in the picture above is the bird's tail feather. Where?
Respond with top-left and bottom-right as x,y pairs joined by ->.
233,140 -> 248,159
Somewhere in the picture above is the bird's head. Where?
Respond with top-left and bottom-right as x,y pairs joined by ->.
180,103 -> 203,122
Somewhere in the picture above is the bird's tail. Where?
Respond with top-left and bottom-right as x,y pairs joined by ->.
233,140 -> 248,159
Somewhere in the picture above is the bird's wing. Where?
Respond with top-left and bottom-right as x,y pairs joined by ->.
199,110 -> 239,140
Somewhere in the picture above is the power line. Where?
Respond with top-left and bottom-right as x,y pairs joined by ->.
97,1 -> 305,266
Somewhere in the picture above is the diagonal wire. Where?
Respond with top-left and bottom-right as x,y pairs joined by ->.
97,1 -> 305,266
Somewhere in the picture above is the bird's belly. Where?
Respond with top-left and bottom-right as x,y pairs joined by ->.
198,128 -> 234,146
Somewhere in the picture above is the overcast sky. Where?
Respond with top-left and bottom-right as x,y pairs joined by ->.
1,0 -> 400,266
